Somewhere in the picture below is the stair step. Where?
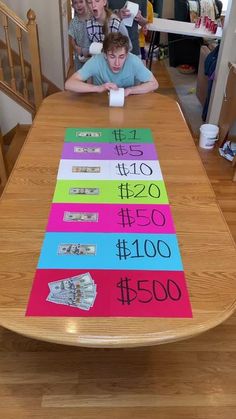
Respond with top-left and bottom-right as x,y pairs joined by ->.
5,124 -> 30,174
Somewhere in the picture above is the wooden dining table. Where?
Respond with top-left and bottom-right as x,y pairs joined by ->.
0,91 -> 236,348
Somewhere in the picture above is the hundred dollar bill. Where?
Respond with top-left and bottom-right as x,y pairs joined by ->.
68,290 -> 96,305
73,272 -> 94,287
49,284 -> 96,298
46,272 -> 97,310
48,273 -> 94,293
72,301 -> 92,310
46,293 -> 95,310
46,294 -> 67,306
74,146 -> 101,153
69,187 -> 100,195
57,243 -> 96,256
63,211 -> 98,222
72,166 -> 101,173
76,295 -> 96,307
49,285 -> 96,301
76,131 -> 101,138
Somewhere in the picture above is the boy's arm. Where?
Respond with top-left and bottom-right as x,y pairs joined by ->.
65,71 -> 118,94
124,56 -> 159,96
124,74 -> 159,96
69,36 -> 82,56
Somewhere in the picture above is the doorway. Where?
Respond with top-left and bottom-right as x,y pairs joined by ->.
59,0 -> 73,79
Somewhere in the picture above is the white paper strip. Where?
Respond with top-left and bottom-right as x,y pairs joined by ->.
122,1 -> 139,27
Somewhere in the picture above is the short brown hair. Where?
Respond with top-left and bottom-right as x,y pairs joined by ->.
103,32 -> 129,54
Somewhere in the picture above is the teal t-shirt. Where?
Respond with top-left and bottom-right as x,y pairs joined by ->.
78,53 -> 152,87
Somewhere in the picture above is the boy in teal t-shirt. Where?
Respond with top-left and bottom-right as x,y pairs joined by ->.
65,32 -> 158,97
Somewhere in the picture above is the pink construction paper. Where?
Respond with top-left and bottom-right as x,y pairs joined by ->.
46,203 -> 175,234
26,269 -> 192,317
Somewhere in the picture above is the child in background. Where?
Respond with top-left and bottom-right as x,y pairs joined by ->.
139,0 -> 153,63
108,0 -> 147,56
85,0 -> 132,50
68,0 -> 91,71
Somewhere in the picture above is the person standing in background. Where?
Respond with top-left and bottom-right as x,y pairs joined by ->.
108,0 -> 147,56
85,0 -> 132,50
139,0 -> 154,63
68,0 -> 91,70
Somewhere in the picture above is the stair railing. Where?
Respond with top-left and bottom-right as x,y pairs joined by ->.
0,1 -> 43,111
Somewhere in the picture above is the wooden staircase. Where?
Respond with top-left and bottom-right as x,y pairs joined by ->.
0,2 -> 61,196
0,2 -> 61,113
0,1 -> 44,114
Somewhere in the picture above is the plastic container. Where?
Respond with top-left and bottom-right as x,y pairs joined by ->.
199,124 -> 219,149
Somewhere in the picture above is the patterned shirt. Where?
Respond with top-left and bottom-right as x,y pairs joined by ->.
87,16 -> 120,43
86,14 -> 132,49
68,15 -> 90,69
68,15 -> 90,53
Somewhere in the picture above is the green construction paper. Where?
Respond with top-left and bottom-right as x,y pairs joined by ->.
65,128 -> 154,143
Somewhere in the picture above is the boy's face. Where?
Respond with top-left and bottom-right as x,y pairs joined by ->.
72,0 -> 86,14
106,47 -> 128,73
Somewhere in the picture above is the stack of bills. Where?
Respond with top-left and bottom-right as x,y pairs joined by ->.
46,272 -> 97,310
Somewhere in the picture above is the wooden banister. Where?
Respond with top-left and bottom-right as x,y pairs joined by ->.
3,14 -> 17,91
0,1 -> 43,112
16,26 -> 29,100
0,1 -> 27,32
26,9 -> 43,109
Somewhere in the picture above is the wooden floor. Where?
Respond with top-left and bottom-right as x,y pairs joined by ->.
0,61 -> 236,418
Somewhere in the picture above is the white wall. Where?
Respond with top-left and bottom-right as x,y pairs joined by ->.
0,92 -> 32,135
162,0 -> 174,18
221,0 -> 229,12
208,0 -> 236,125
160,0 -> 174,44
2,0 -> 65,89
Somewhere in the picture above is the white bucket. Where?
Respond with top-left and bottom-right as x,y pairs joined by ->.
199,124 -> 219,149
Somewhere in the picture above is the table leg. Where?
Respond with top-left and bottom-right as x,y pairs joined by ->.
147,31 -> 156,70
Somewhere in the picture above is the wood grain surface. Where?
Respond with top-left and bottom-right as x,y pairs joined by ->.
0,91 -> 235,348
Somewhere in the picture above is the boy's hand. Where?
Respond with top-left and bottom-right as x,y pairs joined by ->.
75,45 -> 82,55
119,7 -> 131,19
124,87 -> 132,97
96,83 -> 119,93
